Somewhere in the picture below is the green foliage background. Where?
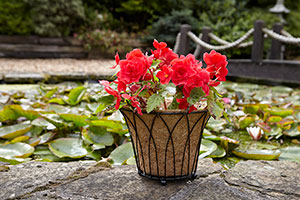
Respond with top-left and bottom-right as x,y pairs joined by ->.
0,0 -> 299,58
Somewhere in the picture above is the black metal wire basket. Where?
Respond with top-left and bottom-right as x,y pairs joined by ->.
120,108 -> 210,185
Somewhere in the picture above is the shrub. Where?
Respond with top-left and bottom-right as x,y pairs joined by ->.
0,0 -> 33,35
24,0 -> 86,37
144,9 -> 200,48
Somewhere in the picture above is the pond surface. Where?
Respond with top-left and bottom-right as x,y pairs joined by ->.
0,81 -> 300,167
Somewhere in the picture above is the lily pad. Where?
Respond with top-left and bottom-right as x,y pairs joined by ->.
0,142 -> 34,160
0,124 -> 32,139
67,86 -> 86,106
49,138 -> 88,158
232,149 -> 281,160
279,146 -> 300,163
208,145 -> 226,158
199,139 -> 218,159
109,142 -> 134,165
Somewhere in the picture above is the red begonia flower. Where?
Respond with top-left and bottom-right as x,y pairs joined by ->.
176,98 -> 197,113
157,65 -> 173,84
111,53 -> 120,69
170,54 -> 199,86
203,50 -> 228,81
99,80 -> 122,110
152,40 -> 178,66
117,49 -> 151,84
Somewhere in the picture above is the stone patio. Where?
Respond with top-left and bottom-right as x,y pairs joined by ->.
1,159 -> 299,200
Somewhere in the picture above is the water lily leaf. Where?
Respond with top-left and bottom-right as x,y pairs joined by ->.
9,105 -> 40,121
67,86 -> 86,106
10,135 -> 30,143
267,116 -> 283,123
206,118 -> 226,132
89,126 -> 114,146
89,119 -> 123,130
0,106 -> 17,122
59,114 -> 88,127
267,107 -> 293,118
0,157 -> 31,165
48,138 -> 88,158
125,156 -> 136,165
238,115 -> 256,129
199,139 -> 218,159
0,94 -> 9,104
277,118 -> 294,129
46,104 -> 70,114
219,136 -> 239,153
146,94 -> 164,113
243,104 -> 260,114
33,147 -> 72,162
40,114 -> 66,128
232,149 -> 281,160
207,145 -> 226,158
44,87 -> 58,99
109,142 -> 134,165
0,142 -> 34,160
283,123 -> 300,137
32,118 -> 56,130
48,98 -> 66,105
0,124 -> 32,139
279,146 -> 300,163
39,132 -> 55,144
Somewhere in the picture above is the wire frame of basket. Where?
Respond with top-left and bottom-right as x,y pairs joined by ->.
120,108 -> 210,184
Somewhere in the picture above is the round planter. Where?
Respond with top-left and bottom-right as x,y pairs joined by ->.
120,108 -> 210,185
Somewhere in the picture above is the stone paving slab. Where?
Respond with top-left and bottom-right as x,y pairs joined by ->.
0,58 -> 117,83
1,159 -> 299,200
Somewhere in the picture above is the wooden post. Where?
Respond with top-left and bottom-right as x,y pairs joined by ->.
199,27 -> 212,59
178,24 -> 191,55
270,23 -> 283,60
251,20 -> 265,63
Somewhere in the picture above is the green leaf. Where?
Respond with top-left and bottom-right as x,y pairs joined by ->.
0,124 -> 32,139
267,107 -> 293,118
187,87 -> 205,105
9,105 -> 40,121
238,116 -> 256,129
48,98 -> 66,105
232,149 -> 281,160
59,113 -> 88,127
32,118 -> 56,130
48,138 -> 88,158
199,139 -> 218,159
279,146 -> 300,163
283,123 -> 300,137
67,86 -> 86,106
89,126 -> 114,146
0,143 -> 34,160
44,87 -> 58,99
243,104 -> 260,114
146,94 -> 164,113
109,142 -> 134,165
89,119 -> 123,130
40,114 -> 66,128
207,145 -> 226,158
0,106 -> 17,122
125,156 -> 136,165
207,89 -> 224,119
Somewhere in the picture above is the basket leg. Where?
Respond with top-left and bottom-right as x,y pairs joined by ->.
191,173 -> 197,179
160,178 -> 167,186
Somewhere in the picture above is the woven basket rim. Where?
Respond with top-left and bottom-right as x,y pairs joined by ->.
120,107 -> 209,115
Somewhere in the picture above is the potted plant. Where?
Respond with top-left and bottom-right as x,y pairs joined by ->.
100,40 -> 228,185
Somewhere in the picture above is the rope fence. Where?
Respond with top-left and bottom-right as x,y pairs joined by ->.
175,20 -> 300,61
